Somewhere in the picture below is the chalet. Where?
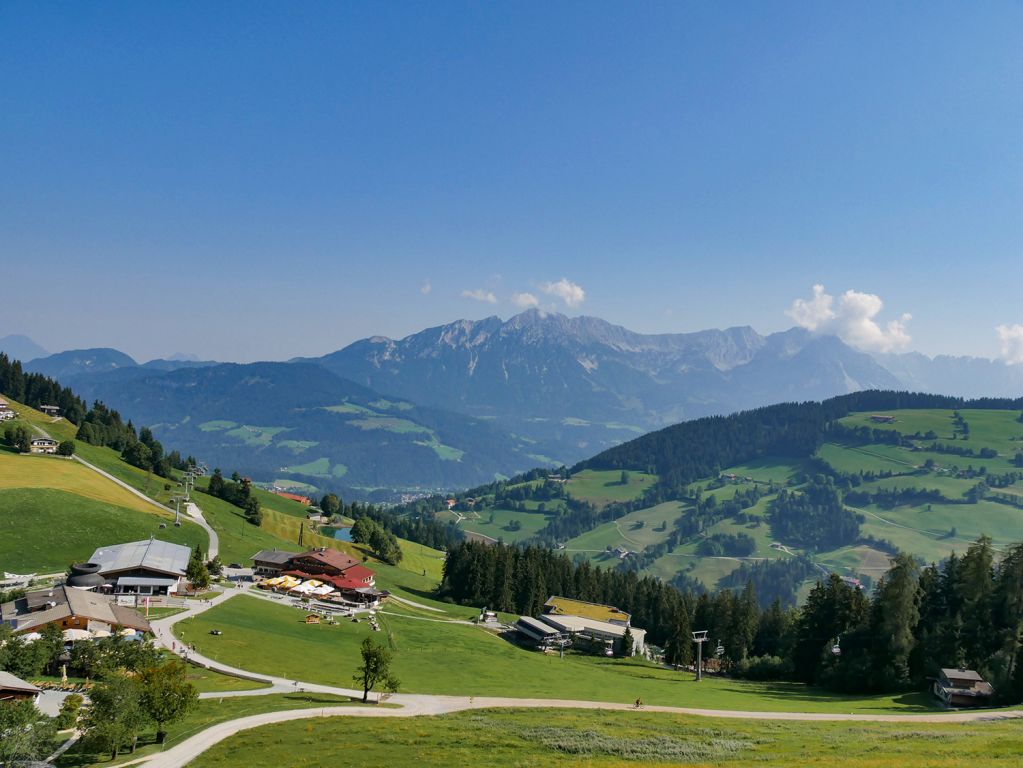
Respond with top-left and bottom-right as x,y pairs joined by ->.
870,414 -> 897,424
28,437 -> 58,454
88,538 -> 191,595
1,583 -> 151,635
341,564 -> 376,588
0,397 -> 14,422
933,668 -> 994,708
251,548 -> 298,576
39,404 -> 60,417
288,547 -> 360,577
540,596 -> 646,656
0,671 -> 41,703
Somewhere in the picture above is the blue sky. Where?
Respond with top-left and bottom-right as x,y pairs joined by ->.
1,2 -> 1021,363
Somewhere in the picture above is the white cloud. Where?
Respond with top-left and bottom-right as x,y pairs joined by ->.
461,288 -> 498,304
786,284 -> 912,354
420,280 -> 432,295
996,324 -> 1023,365
541,278 -> 586,308
511,292 -> 539,309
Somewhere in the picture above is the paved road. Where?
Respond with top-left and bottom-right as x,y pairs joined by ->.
69,455 -> 218,559
127,586 -> 1023,767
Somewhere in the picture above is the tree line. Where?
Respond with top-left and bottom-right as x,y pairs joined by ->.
439,535 -> 1023,703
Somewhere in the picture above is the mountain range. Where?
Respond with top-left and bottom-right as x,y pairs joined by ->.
5,310 -> 1022,494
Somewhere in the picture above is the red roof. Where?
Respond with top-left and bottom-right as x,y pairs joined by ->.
343,564 -> 375,583
294,548 -> 359,572
274,491 -> 312,505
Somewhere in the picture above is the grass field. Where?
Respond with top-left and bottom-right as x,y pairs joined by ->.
184,663 -> 269,693
459,507 -> 554,543
174,595 -> 935,714
5,400 -> 80,442
191,492 -> 302,565
0,450 -> 157,513
55,692 -> 359,768
565,469 -> 657,508
564,501 -> 687,555
191,707 -> 1023,768
0,488 -> 206,572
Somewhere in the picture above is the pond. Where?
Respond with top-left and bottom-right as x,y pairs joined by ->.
319,526 -> 353,542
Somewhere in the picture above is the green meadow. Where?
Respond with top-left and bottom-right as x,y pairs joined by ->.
190,707 -> 1023,768
0,487 -> 206,572
174,595 -> 935,714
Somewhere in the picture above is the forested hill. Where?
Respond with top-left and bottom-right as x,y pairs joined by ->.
576,391 -> 1023,494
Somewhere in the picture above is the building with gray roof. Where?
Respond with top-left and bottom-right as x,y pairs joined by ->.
88,538 -> 191,595
1,584 -> 151,635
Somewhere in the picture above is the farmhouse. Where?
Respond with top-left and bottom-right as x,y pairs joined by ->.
870,414 -> 897,424
288,547 -> 361,577
28,437 -> 58,454
0,397 -> 14,421
1,583 -> 151,635
539,596 -> 646,656
933,668 -> 994,708
88,538 -> 191,595
0,671 -> 41,703
39,404 -> 60,417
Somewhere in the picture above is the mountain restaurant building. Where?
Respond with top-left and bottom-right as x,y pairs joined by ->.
88,538 -> 191,595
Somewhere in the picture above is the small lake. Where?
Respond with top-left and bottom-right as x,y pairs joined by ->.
320,526 -> 353,542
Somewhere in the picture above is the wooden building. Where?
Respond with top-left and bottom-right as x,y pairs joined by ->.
1,584 -> 151,635
933,668 -> 994,708
28,437 -> 58,454
0,671 -> 41,703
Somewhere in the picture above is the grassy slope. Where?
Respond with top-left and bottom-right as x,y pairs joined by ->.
564,469 -> 657,508
0,488 -> 207,572
0,450 -> 156,513
55,692 -> 359,768
174,595 -> 932,714
189,708 -> 1023,768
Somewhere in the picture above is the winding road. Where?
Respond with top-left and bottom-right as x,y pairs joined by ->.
127,586 -> 1023,768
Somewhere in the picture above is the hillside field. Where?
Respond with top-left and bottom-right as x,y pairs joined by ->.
189,708 -> 1023,768
174,594 -> 933,713
0,488 -> 206,573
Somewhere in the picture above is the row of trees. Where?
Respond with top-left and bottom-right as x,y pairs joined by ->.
350,516 -> 403,564
206,469 -> 261,524
0,353 -> 87,422
0,629 -> 198,764
440,535 -> 1023,703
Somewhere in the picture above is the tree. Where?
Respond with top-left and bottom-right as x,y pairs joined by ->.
139,660 -> 199,743
0,700 -> 57,764
57,439 -> 75,456
620,470 -> 631,486
3,424 -> 31,452
320,493 -> 341,517
353,637 -> 399,703
619,626 -> 635,657
207,468 -> 225,498
350,516 -> 378,544
82,673 -> 148,759
186,545 -> 210,590
56,693 -> 84,730
869,552 -> 921,690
